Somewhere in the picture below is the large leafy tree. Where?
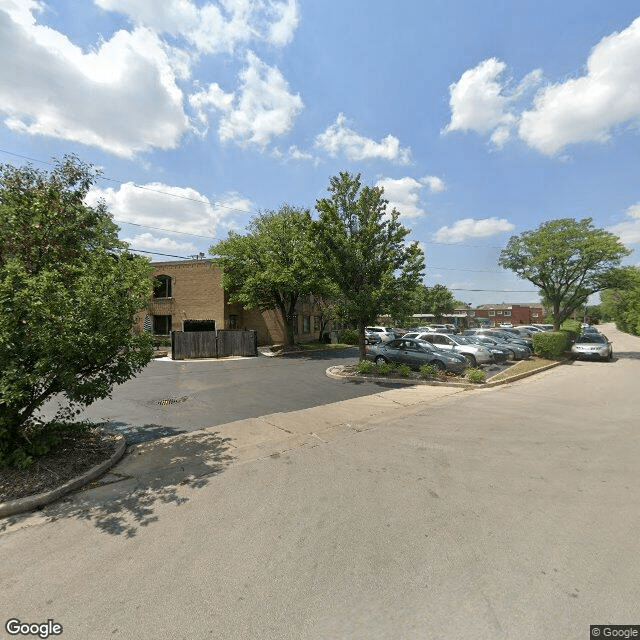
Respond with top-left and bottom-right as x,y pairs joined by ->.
315,171 -> 425,359
210,205 -> 330,347
415,283 -> 456,319
600,266 -> 640,336
0,156 -> 154,466
499,218 -> 630,330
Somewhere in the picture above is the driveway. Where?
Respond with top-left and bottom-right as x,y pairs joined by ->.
50,347 -> 404,443
3,325 -> 639,639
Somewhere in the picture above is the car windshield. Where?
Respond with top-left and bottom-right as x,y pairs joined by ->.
576,335 -> 607,344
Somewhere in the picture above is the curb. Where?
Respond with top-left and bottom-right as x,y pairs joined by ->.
326,365 -> 475,389
0,431 -> 127,518
326,358 -> 567,388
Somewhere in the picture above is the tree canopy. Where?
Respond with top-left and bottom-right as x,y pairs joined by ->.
0,156 -> 154,467
414,284 -> 456,319
499,218 -> 630,330
210,205 -> 330,347
599,266 -> 640,336
314,171 -> 425,359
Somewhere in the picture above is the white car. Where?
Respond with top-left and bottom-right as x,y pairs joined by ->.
365,326 -> 395,342
403,331 -> 493,366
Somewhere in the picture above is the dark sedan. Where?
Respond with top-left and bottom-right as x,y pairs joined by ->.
365,338 -> 468,373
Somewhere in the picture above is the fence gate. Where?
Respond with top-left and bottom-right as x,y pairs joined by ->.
216,330 -> 258,357
171,330 -> 257,360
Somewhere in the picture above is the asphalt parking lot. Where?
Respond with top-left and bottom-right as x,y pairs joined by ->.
47,348 -> 411,444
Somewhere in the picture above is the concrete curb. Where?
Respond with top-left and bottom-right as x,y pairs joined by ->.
326,365 -> 475,389
0,431 -> 126,518
326,358 -> 567,388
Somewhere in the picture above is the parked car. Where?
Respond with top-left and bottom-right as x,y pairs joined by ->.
466,334 -> 531,360
571,334 -> 612,361
365,326 -> 395,342
462,336 -> 509,363
365,331 -> 382,345
463,328 -> 533,352
365,338 -> 468,373
581,326 -> 601,335
405,332 -> 493,367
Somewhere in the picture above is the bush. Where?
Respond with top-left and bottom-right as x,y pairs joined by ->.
465,367 -> 487,384
337,328 -> 359,345
560,319 -> 581,343
532,331 -> 569,357
375,361 -> 396,375
397,364 -> 411,377
419,364 -> 436,378
2,421 -> 92,469
356,359 -> 374,374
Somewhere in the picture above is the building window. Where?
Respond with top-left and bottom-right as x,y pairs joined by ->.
489,310 -> 496,316
531,312 -> 539,318
153,315 -> 172,335
503,310 -> 511,317
303,315 -> 310,333
229,314 -> 238,330
153,275 -> 172,299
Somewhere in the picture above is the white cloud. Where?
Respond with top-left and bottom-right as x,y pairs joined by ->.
519,16 -> 640,155
444,58 -> 516,136
189,51 -> 303,147
375,175 -> 446,220
122,232 -> 199,257
0,2 -> 189,157
86,182 -> 253,241
434,217 -> 515,243
315,113 -> 412,164
94,0 -> 299,54
446,17 -> 640,155
608,203 -> 640,246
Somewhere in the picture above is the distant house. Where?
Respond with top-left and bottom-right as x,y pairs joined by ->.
136,259 -> 326,346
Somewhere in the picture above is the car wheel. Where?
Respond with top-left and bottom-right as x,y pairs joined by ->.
374,355 -> 388,364
464,354 -> 476,367
608,350 -> 613,361
432,360 -> 445,372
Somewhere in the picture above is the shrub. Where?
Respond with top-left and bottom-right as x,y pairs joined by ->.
419,364 -> 436,378
337,328 -> 359,345
532,331 -> 569,357
560,319 -> 581,343
356,359 -> 374,374
397,364 -> 411,377
465,367 -> 487,384
375,361 -> 395,375
3,421 -> 92,469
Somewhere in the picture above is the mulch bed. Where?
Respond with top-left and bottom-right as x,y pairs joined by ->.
0,428 -> 119,504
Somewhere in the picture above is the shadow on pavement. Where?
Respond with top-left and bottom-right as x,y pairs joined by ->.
281,347 -> 358,361
104,421 -> 188,445
21,431 -> 235,538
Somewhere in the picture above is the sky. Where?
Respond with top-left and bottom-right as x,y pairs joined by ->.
1,0 -> 640,307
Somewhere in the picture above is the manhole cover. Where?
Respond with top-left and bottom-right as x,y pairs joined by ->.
156,396 -> 189,406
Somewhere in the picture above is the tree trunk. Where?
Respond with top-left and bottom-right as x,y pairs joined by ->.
358,320 -> 367,361
553,301 -> 561,331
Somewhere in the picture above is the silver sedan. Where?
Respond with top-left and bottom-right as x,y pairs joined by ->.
571,334 -> 613,361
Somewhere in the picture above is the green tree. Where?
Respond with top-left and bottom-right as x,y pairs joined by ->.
415,283 -> 456,319
210,206 -> 329,347
600,266 -> 640,336
314,171 -> 425,360
499,218 -> 630,331
0,156 -> 154,466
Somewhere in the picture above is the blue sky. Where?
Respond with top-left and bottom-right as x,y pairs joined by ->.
1,1 -> 639,307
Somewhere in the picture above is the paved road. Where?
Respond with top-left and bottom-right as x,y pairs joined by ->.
3,324 -> 639,639
45,348 -> 401,443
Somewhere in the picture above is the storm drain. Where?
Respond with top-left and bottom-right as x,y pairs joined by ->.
156,395 -> 190,406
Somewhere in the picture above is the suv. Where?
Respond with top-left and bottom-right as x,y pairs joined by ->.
404,331 -> 493,366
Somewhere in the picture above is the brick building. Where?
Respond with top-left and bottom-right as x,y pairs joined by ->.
137,259 -> 325,346
473,303 -> 546,326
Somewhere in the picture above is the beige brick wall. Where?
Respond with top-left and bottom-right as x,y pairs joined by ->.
137,260 -> 327,346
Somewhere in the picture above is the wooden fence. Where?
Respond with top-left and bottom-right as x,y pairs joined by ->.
171,330 -> 257,360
